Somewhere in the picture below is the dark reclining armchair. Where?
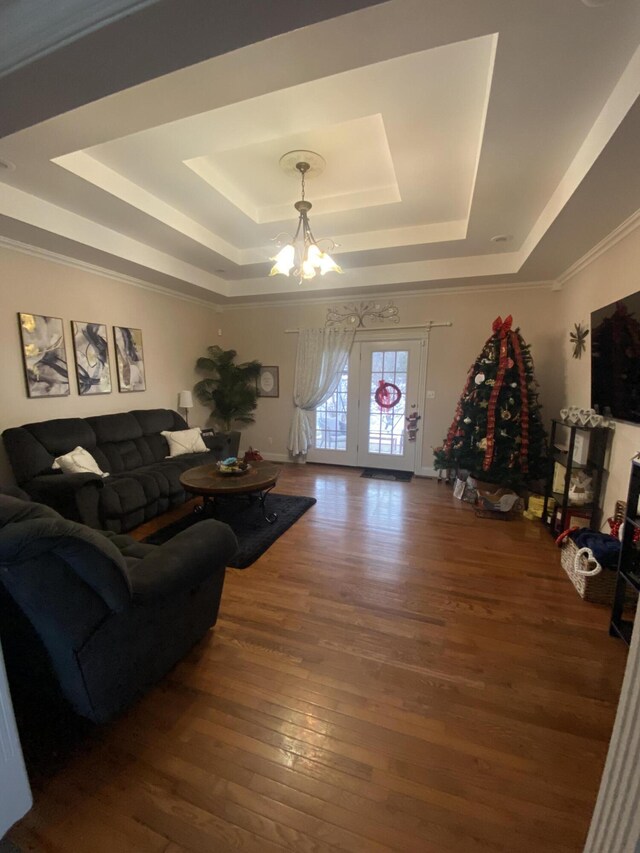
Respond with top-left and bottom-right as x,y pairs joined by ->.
0,493 -> 237,723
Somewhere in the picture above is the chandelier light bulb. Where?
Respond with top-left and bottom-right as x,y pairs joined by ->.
269,243 -> 295,276
306,243 -> 323,268
319,252 -> 342,276
301,258 -> 316,279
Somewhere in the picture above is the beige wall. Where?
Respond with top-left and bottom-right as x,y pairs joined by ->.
2,222 -> 638,514
221,286 -> 565,472
0,246 -> 218,484
559,224 -> 640,521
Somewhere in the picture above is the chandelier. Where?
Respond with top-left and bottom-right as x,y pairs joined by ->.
270,150 -> 342,284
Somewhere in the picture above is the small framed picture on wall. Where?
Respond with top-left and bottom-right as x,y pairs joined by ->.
72,321 -> 112,395
18,312 -> 70,398
113,326 -> 146,392
257,366 -> 279,398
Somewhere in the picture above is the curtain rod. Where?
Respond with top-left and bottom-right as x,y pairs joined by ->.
284,321 -> 452,333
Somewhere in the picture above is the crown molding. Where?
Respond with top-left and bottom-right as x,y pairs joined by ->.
220,278 -> 555,311
0,230 -> 558,313
0,235 -> 223,311
555,207 -> 640,289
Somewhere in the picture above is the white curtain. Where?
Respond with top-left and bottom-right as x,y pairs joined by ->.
288,328 -> 355,456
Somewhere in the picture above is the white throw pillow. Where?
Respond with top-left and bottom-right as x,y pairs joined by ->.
161,427 -> 207,458
52,446 -> 109,478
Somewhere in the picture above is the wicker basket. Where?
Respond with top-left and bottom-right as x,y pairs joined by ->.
559,536 -> 637,606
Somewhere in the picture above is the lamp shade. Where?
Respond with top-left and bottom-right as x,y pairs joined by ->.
178,390 -> 193,409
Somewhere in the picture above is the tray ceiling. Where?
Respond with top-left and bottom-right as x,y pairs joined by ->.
0,0 -> 639,303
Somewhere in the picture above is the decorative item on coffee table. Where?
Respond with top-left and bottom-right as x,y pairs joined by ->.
216,457 -> 250,476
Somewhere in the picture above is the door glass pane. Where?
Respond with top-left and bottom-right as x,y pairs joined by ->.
315,367 -> 348,451
368,350 -> 408,456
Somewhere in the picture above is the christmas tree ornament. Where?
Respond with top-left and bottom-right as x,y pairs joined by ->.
475,373 -> 485,385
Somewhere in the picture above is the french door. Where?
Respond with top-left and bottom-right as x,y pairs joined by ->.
308,336 -> 425,472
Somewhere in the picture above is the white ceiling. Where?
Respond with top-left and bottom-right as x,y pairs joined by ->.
0,0 -> 639,304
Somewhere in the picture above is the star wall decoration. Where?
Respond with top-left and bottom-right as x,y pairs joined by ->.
570,322 -> 589,359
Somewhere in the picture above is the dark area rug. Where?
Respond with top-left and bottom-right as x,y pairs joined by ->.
144,493 -> 316,568
361,468 -> 413,482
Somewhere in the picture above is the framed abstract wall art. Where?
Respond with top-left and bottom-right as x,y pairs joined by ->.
72,321 -> 112,395
113,326 -> 146,392
18,312 -> 70,398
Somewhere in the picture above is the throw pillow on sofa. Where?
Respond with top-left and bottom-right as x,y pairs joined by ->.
53,446 -> 109,478
161,427 -> 207,458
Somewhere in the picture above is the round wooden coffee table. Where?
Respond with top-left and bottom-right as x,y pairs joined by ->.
180,460 -> 281,523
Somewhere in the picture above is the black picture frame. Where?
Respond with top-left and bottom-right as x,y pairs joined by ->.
113,325 -> 146,392
18,312 -> 70,398
72,320 -> 112,395
257,366 -> 279,398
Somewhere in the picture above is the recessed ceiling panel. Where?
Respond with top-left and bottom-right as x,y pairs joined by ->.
184,114 -> 400,223
1,0 -> 639,302
52,33 -> 496,258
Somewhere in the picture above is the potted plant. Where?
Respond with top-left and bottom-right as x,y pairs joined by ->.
194,346 -> 261,457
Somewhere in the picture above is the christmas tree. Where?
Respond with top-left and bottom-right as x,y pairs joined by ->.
434,315 -> 547,486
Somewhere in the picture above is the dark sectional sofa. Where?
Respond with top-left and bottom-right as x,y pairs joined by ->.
3,409 -> 236,533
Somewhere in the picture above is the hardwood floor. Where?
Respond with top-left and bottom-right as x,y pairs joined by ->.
10,464 -> 628,852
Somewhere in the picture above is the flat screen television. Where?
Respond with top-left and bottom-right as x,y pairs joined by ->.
591,292 -> 640,425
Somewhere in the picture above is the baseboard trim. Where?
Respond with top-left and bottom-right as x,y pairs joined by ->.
260,452 -> 305,464
416,466 -> 438,478
259,456 -> 439,473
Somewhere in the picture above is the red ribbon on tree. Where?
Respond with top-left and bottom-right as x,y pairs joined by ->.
483,316 -> 513,471
511,330 -> 529,472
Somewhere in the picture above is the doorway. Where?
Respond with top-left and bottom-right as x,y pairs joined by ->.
307,333 -> 426,472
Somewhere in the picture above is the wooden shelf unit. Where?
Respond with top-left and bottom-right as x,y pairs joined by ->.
541,419 -> 610,537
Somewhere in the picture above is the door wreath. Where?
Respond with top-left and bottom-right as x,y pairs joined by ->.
375,380 -> 402,409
